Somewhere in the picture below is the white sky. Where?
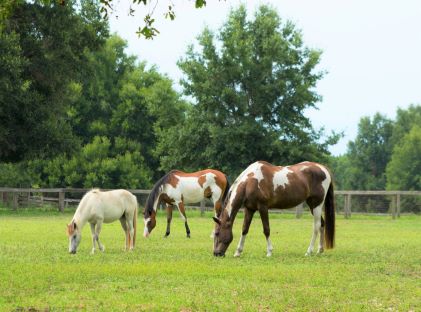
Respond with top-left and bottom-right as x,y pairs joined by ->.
108,0 -> 421,156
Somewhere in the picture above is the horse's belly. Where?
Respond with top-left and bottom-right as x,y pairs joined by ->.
102,206 -> 125,223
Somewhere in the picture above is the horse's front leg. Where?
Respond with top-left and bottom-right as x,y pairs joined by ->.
234,208 -> 256,257
164,204 -> 173,237
176,202 -> 190,238
90,223 -> 96,254
95,221 -> 105,252
210,196 -> 222,238
259,207 -> 273,257
306,204 -> 322,256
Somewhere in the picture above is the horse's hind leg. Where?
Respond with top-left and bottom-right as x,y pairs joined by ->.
90,223 -> 96,254
164,204 -> 173,237
126,217 -> 135,250
176,202 -> 190,238
119,217 -> 129,250
234,208 -> 256,257
95,221 -> 105,252
318,216 -> 325,254
258,206 -> 273,257
306,204 -> 322,256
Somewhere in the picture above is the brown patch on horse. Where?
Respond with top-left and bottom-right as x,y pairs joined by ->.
66,222 -> 75,237
204,186 -> 212,198
198,175 -> 206,187
161,193 -> 175,205
167,173 -> 180,188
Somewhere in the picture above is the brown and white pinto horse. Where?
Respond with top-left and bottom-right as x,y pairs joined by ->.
213,161 -> 335,257
143,169 -> 229,238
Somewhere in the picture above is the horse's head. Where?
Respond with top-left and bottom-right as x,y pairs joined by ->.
212,212 -> 233,257
66,221 -> 81,254
143,210 -> 156,238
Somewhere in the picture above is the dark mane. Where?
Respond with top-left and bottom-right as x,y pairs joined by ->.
144,170 -> 176,217
222,174 -> 230,203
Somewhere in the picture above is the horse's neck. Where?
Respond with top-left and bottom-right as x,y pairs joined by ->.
73,206 -> 89,229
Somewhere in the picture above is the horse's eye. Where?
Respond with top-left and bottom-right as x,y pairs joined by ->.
215,232 -> 220,237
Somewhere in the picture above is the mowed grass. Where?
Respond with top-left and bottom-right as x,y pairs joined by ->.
0,208 -> 420,311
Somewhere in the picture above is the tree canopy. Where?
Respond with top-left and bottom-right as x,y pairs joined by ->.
157,5 -> 338,176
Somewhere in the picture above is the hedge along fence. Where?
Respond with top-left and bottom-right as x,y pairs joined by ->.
0,188 -> 420,218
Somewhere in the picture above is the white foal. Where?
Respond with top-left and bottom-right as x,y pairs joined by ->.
66,189 -> 138,254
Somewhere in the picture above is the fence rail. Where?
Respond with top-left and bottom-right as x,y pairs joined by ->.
0,188 -> 420,218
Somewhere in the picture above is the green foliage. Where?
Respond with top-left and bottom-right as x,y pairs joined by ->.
159,5 -> 337,176
97,0 -> 207,39
333,105 -> 421,192
386,125 -> 421,190
0,0 -> 108,162
345,113 -> 394,189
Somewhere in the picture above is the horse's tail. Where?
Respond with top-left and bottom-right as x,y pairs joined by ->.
133,199 -> 138,248
324,182 -> 335,249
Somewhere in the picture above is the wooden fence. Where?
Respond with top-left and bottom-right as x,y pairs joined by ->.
0,187 -> 420,219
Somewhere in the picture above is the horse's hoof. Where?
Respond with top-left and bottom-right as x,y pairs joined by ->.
305,251 -> 312,257
266,252 -> 272,257
317,248 -> 324,255
100,246 -> 105,252
234,251 -> 241,257
186,234 -> 191,238
91,249 -> 95,255
164,233 -> 170,238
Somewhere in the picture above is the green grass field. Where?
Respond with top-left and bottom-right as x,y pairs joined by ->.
0,207 -> 420,311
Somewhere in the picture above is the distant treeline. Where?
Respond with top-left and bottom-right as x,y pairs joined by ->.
1,1 -> 420,196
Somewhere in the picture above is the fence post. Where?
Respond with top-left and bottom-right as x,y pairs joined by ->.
345,194 -> 351,218
200,200 -> 205,217
13,192 -> 18,211
396,194 -> 401,218
391,195 -> 397,219
295,203 -> 303,219
58,191 -> 65,212
0,191 -> 3,205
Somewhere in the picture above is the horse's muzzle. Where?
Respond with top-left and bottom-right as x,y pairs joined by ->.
213,251 -> 225,257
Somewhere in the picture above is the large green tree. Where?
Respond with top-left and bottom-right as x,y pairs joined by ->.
344,113 -> 394,189
0,0 -> 108,162
387,125 -> 421,191
157,5 -> 338,176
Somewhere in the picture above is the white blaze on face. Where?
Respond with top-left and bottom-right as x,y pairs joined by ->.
226,162 -> 264,217
273,166 -> 292,191
143,217 -> 150,237
316,164 -> 331,196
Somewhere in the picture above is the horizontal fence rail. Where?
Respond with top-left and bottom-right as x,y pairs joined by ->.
0,188 -> 420,218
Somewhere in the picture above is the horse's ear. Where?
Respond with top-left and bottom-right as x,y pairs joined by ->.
212,217 -> 221,225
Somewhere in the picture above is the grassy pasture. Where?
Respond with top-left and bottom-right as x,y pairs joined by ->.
0,207 -> 420,311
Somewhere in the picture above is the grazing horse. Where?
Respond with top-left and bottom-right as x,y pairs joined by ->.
66,189 -> 138,254
213,161 -> 335,257
143,169 -> 229,238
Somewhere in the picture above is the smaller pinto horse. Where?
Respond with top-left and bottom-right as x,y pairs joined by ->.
213,161 -> 335,257
66,189 -> 138,254
143,169 -> 229,238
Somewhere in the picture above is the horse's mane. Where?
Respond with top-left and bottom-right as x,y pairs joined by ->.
222,174 -> 230,203
144,170 -> 176,217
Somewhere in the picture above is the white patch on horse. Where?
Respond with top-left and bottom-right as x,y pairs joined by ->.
226,162 -> 264,217
316,164 -> 331,197
300,165 -> 309,171
169,175 -> 204,203
273,167 -> 292,191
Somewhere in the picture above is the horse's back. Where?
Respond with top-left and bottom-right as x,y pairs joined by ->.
238,161 -> 331,209
83,189 -> 137,223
